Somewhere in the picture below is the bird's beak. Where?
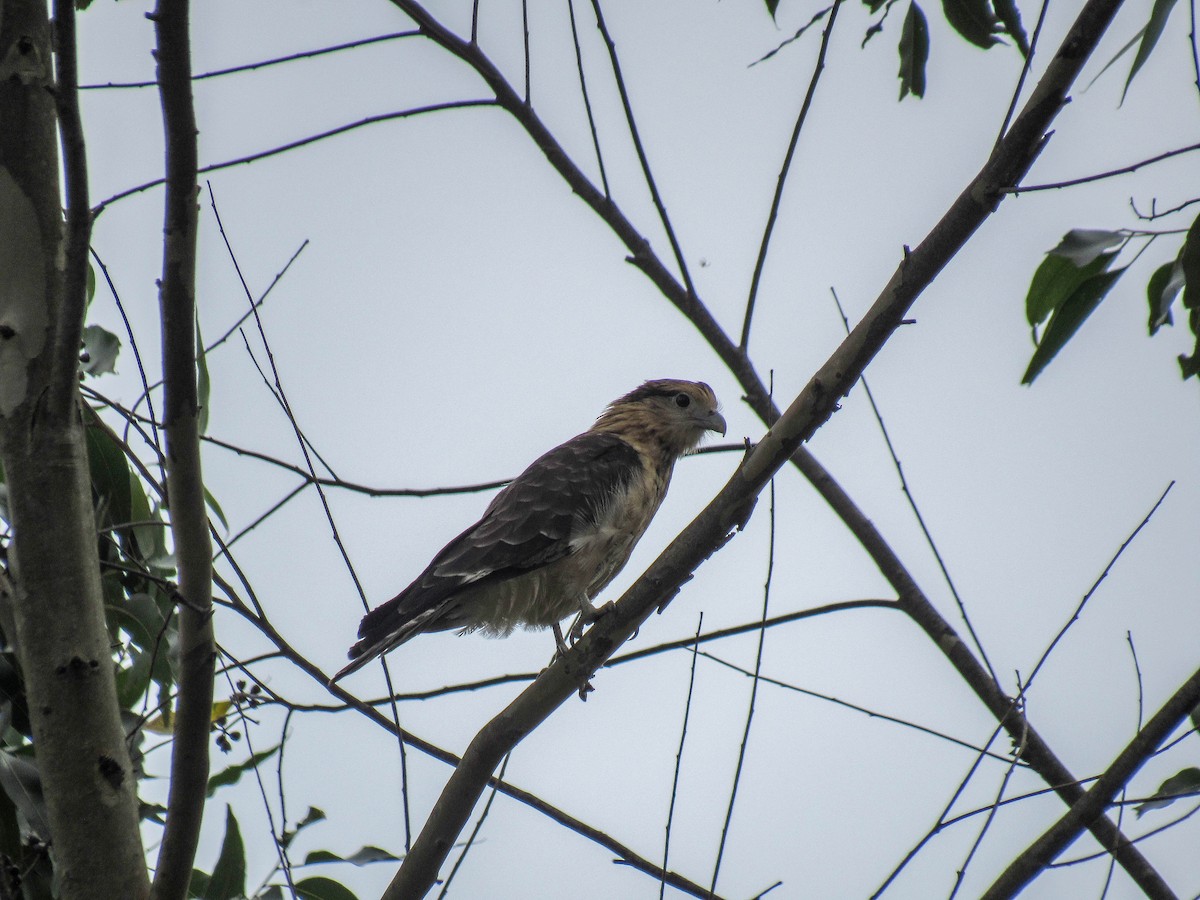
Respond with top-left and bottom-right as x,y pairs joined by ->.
704,411 -> 727,437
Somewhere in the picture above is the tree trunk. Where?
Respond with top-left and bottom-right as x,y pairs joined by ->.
0,1 -> 150,896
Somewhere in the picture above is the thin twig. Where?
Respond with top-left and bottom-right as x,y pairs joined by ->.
661,615 -> 704,900
830,287 -> 997,685
567,0 -> 610,197
95,100 -> 496,213
741,0 -> 842,351
590,0 -> 697,300
81,31 -> 421,89
438,753 -> 510,897
711,460 -> 777,892
1006,142 -> 1200,194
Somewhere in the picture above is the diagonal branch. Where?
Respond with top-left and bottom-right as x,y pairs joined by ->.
378,0 -> 1172,895
982,662 -> 1200,899
150,0 -> 216,896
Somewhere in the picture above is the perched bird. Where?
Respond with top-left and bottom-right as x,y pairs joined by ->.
331,379 -> 725,682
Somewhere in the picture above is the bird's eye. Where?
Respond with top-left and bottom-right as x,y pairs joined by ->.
674,393 -> 691,408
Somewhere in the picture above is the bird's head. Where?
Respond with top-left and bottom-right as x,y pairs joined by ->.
592,379 -> 726,457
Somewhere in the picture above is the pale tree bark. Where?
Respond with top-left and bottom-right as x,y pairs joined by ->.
0,1 -> 149,897
150,1 -> 216,897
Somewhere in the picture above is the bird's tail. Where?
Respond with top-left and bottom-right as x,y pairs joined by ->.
328,602 -> 443,684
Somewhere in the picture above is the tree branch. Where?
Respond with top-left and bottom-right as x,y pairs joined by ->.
982,662 -> 1200,899
0,2 -> 150,896
150,0 -> 216,896
379,0 -> 1173,894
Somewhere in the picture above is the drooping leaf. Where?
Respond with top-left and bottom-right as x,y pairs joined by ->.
85,260 -> 96,307
1146,258 -> 1185,335
863,0 -> 888,14
196,310 -> 211,435
304,846 -> 401,867
1023,267 -> 1127,384
765,0 -> 781,17
81,324 -> 120,376
1179,210 -> 1200,307
0,752 -> 50,840
115,646 -> 154,710
145,698 -> 233,735
282,806 -> 327,850
1025,251 -> 1116,327
1048,228 -> 1125,266
1123,0 -> 1180,100
84,417 -> 134,530
187,870 -> 211,899
1134,767 -> 1200,816
206,744 -> 281,798
899,2 -> 929,99
941,0 -> 999,48
208,805 -> 247,900
993,0 -> 1029,55
294,877 -> 359,900
1178,212 -> 1200,379
205,485 -> 229,532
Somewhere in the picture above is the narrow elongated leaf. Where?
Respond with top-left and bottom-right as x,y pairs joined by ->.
1023,267 -> 1127,384
899,3 -> 929,99
187,870 -> 211,899
305,846 -> 401,867
765,0 -> 781,17
207,744 -> 281,797
294,877 -> 358,900
941,0 -> 999,47
1134,767 -> 1200,816
1026,251 -> 1115,327
1146,258 -> 1184,334
196,310 -> 211,435
1179,210 -> 1200,307
84,418 -> 133,529
283,806 -> 327,849
205,485 -> 229,532
1124,0 -> 1180,99
1048,228 -> 1125,266
992,0 -> 1029,55
208,806 -> 246,900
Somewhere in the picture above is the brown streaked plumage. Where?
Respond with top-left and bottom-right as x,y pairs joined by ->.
331,380 -> 725,682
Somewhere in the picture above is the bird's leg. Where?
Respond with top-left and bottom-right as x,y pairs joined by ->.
551,622 -> 570,657
568,596 -> 616,644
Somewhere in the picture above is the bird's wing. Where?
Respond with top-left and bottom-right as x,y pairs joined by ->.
336,431 -> 642,678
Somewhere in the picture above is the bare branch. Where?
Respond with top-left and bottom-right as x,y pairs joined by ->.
1006,141 -> 1200,194
982,662 -> 1200,898
741,0 -> 842,351
150,0 -> 216,895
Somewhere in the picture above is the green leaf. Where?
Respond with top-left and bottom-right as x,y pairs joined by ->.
765,0 -> 781,17
115,646 -> 154,710
1146,258 -> 1185,335
208,806 -> 247,900
863,0 -> 888,14
1048,228 -> 1125,266
86,260 -> 97,307
206,744 -> 281,798
304,846 -> 401,867
1123,0 -> 1180,100
205,485 -> 230,532
993,0 -> 1028,55
282,806 -> 327,850
294,877 -> 359,900
1134,767 -> 1200,816
1179,210 -> 1200,309
187,870 -> 211,899
1023,267 -> 1127,384
899,3 -> 929,100
1025,251 -> 1116,328
81,324 -> 120,376
84,417 -> 134,530
196,310 -> 211,435
941,0 -> 999,48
